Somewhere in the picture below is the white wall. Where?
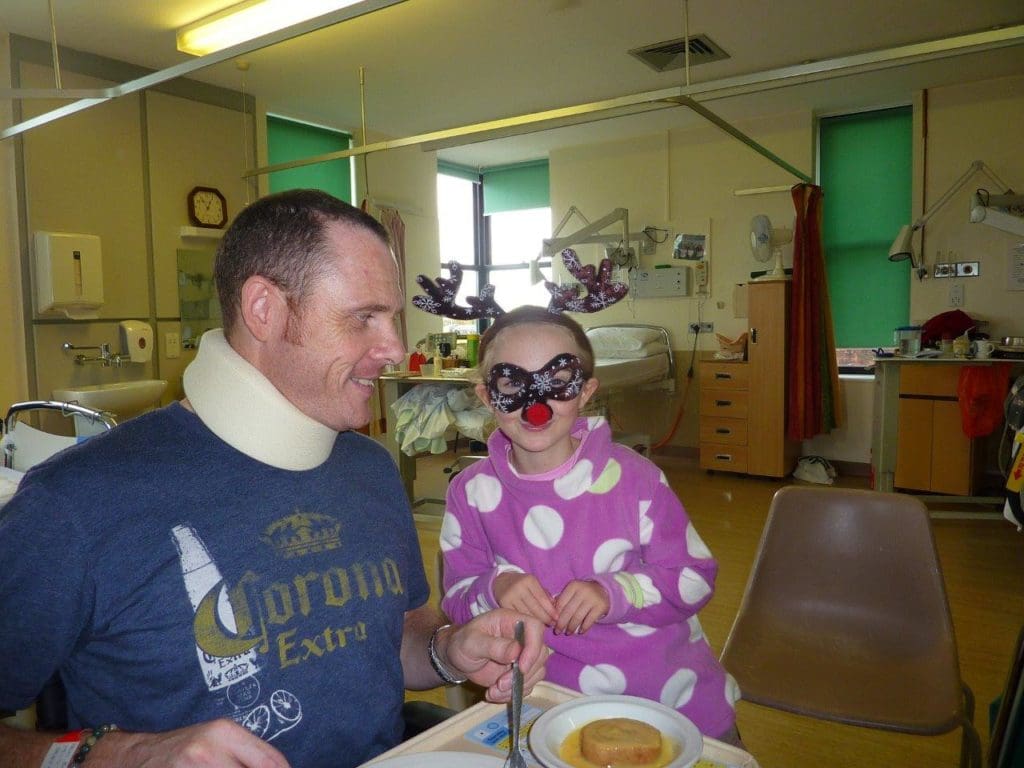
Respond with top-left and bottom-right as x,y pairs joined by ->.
907,74 -> 1024,337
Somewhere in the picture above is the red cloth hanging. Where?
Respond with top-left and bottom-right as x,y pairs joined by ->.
787,184 -> 843,440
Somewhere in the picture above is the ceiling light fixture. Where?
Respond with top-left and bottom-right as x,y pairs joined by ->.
177,0 -> 367,56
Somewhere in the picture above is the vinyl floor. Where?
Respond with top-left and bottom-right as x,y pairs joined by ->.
406,448 -> 1024,768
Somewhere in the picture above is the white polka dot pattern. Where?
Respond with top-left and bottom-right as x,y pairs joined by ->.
465,472 -> 502,512
638,499 -> 653,545
579,663 -> 627,695
593,538 -> 632,573
687,615 -> 705,643
523,505 -> 564,549
590,458 -> 622,494
724,674 -> 741,707
619,622 -> 657,637
685,523 -> 712,559
439,512 -> 461,552
660,668 -> 698,709
633,573 -> 662,606
678,567 -> 712,604
553,459 -> 595,500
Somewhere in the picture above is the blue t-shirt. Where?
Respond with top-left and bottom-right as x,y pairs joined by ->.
0,403 -> 429,768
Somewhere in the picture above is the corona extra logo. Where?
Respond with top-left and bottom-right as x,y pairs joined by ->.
261,512 -> 342,558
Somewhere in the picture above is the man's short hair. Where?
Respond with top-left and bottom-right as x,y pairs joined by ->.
214,189 -> 390,335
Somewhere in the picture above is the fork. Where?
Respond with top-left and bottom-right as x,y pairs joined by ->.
505,619 -> 529,768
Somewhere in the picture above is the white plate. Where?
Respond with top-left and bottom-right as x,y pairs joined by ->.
529,695 -> 703,768
365,752 -> 507,767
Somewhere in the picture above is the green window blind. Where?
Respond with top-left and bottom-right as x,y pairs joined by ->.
820,107 -> 911,348
266,115 -> 352,202
437,161 -> 480,182
482,161 -> 549,215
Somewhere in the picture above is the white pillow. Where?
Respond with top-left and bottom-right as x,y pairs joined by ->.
587,326 -> 662,352
595,342 -> 669,360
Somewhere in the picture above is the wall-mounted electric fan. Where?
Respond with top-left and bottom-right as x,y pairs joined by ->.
749,214 -> 793,282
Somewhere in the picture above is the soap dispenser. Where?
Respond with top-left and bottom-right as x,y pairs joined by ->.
119,320 -> 154,363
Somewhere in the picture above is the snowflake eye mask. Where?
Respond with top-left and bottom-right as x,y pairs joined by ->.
486,354 -> 585,425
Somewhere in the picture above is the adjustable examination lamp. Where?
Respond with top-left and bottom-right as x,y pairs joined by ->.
889,160 -> 1020,280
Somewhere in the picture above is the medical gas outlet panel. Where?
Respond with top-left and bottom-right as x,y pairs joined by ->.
629,266 -> 691,298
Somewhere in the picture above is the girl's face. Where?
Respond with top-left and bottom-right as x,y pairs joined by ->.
476,322 -> 599,474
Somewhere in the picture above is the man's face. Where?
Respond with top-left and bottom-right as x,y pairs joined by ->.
262,221 -> 406,432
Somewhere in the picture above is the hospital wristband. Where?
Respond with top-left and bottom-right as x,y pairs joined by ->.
428,624 -> 468,685
40,731 -> 82,768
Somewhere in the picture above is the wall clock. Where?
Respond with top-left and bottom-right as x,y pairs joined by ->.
187,186 -> 228,229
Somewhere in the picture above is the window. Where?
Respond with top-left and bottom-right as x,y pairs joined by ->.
436,161 -> 552,334
819,107 -> 912,371
266,115 -> 352,202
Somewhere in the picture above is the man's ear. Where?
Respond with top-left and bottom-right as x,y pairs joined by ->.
578,377 -> 600,410
239,275 -> 287,343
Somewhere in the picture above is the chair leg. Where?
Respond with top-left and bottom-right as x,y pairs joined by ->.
961,681 -> 975,724
959,716 -> 982,768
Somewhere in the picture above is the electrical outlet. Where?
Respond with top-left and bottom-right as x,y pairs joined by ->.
956,261 -> 980,277
934,263 -> 954,278
688,322 -> 714,334
949,283 -> 964,307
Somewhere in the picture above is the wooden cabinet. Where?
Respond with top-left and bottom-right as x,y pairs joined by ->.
894,364 -> 974,495
699,281 -> 799,477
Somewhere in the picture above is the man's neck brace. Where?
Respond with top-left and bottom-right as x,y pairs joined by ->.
182,329 -> 337,470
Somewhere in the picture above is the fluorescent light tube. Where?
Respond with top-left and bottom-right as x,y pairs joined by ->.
177,0 -> 366,57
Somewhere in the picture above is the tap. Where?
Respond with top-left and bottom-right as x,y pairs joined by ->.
62,342 -> 127,367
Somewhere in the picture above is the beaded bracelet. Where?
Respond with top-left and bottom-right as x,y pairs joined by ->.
71,724 -> 117,765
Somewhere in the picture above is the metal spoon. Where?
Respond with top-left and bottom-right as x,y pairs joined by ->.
506,620 -> 529,768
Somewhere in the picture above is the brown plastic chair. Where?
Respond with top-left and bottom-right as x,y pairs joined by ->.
720,485 -> 981,767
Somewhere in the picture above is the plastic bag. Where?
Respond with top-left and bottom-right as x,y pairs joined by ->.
957,363 -> 1012,438
793,455 -> 837,485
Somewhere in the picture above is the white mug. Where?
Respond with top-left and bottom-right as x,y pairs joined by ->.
973,340 -> 995,359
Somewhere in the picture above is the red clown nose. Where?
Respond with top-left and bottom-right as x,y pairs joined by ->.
524,402 -> 553,426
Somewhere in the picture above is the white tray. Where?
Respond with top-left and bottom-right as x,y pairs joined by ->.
361,681 -> 759,767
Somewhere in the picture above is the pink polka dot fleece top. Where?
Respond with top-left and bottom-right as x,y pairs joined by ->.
439,416 -> 738,738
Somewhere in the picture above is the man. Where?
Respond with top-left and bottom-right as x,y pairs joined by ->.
0,190 -> 547,767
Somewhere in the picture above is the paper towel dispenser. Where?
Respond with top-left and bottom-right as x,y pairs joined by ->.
34,231 -> 104,319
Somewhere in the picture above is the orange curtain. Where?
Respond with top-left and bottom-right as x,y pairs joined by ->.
787,184 -> 843,440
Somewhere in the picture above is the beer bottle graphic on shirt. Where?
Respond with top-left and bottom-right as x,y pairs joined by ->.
171,524 -> 261,694
171,524 -> 302,739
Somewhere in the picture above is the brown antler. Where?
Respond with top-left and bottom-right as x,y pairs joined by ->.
411,261 -> 506,320
544,249 -> 629,314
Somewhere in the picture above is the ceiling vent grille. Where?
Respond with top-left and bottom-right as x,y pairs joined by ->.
629,35 -> 729,72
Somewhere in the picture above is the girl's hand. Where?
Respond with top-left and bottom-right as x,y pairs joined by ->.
493,572 -> 558,625
553,580 -> 609,635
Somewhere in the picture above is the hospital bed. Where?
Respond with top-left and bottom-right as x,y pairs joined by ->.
1,400 -> 117,729
587,323 -> 675,391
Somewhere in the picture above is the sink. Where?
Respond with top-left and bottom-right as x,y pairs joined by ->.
52,379 -> 167,418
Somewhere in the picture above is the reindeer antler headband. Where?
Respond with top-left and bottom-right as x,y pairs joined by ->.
412,248 -> 628,319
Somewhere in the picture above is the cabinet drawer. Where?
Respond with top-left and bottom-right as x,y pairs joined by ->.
898,364 -> 961,397
700,416 -> 747,445
700,443 -> 749,472
700,363 -> 749,390
700,388 -> 749,419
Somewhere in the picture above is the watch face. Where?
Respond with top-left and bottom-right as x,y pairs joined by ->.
189,187 -> 227,228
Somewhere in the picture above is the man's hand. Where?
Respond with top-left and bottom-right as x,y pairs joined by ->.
90,719 -> 291,768
441,609 -> 549,703
493,572 -> 557,626
553,579 -> 609,635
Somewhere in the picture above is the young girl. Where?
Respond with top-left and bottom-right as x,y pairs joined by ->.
439,306 -> 739,742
